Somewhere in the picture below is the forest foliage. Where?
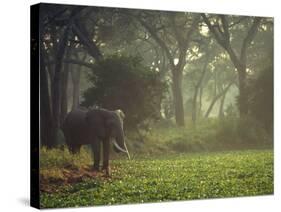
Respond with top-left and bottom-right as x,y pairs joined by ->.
37,4 -> 273,148
82,55 -> 167,128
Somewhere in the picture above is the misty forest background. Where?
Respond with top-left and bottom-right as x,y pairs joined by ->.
36,4 -> 273,207
38,4 -> 273,152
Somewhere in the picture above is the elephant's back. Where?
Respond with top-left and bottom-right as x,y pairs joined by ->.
63,109 -> 89,138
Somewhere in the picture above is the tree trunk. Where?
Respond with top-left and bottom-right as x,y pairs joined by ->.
43,54 -> 54,110
204,97 -> 218,119
218,92 -> 226,118
192,87 -> 199,124
51,27 -> 70,146
192,54 -> 209,124
198,86 -> 203,118
40,48 -> 55,148
60,47 -> 72,125
71,68 -> 81,110
237,66 -> 248,116
172,69 -> 185,126
60,62 -> 69,125
205,82 -> 233,118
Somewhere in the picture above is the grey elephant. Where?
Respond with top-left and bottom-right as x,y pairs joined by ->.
62,107 -> 130,175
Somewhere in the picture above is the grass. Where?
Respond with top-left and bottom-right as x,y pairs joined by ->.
40,118 -> 273,208
40,149 -> 273,208
125,117 -> 272,155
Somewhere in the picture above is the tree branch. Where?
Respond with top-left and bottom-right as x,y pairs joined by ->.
170,14 -> 184,47
138,17 -> 175,67
202,13 -> 241,70
72,20 -> 103,61
201,14 -> 224,45
204,79 -> 235,118
229,17 -> 247,28
220,15 -> 230,42
196,52 -> 210,90
240,17 -> 262,63
185,14 -> 201,45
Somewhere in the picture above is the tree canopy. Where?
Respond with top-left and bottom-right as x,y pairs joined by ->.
36,3 -> 273,147
82,55 -> 167,129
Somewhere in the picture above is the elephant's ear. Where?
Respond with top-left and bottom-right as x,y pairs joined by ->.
105,118 -> 116,129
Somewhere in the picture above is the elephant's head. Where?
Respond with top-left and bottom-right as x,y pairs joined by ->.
85,108 -> 130,159
108,110 -> 130,159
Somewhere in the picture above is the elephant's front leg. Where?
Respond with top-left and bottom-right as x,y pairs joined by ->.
91,139 -> 101,172
102,138 -> 111,176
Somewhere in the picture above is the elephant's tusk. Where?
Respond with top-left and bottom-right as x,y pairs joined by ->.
112,140 -> 127,154
124,142 -> 131,160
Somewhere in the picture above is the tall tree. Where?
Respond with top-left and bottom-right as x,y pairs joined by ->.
133,12 -> 200,126
60,48 -> 71,125
202,14 -> 261,116
191,55 -> 209,124
39,46 -> 55,147
51,15 -> 74,146
40,5 -> 85,147
70,52 -> 87,110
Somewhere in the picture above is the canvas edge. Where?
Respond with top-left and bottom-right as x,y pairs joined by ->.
30,3 -> 40,209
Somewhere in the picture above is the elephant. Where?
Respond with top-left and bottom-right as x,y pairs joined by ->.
62,107 -> 130,175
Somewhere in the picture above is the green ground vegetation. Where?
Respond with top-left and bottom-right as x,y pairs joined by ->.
40,117 -> 273,208
40,149 -> 273,208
